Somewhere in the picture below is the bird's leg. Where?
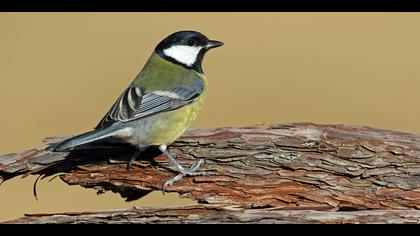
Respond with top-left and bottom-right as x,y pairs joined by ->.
107,150 -> 141,170
127,150 -> 141,170
159,145 -> 187,174
159,145 -> 206,191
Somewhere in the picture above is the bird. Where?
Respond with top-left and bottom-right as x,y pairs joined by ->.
48,30 -> 223,190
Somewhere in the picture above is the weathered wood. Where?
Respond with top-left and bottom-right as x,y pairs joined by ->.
1,123 -> 420,223
4,205 -> 420,224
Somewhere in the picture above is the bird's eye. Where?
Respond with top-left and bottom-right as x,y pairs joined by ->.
187,39 -> 195,46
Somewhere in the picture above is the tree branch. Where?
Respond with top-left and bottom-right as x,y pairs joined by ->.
1,123 -> 420,223
4,205 -> 420,224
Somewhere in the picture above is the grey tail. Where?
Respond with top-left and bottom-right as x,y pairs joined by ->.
48,126 -> 121,152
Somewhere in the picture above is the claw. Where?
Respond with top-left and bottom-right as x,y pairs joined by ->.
127,159 -> 134,170
188,159 -> 205,172
159,145 -> 207,194
161,159 -> 207,194
108,158 -> 126,164
162,173 -> 184,193
126,150 -> 141,170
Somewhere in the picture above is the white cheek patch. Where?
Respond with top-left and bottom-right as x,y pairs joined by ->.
163,45 -> 202,67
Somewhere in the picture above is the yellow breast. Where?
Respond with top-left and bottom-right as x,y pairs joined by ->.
148,80 -> 207,146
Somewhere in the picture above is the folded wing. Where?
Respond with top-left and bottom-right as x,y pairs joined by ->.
96,79 -> 204,129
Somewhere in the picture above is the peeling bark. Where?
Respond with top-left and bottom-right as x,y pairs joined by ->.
1,123 -> 420,223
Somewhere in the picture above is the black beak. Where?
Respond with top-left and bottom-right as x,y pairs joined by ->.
206,40 -> 224,49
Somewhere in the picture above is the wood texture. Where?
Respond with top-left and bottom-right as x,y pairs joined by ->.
1,123 -> 420,223
5,205 -> 420,224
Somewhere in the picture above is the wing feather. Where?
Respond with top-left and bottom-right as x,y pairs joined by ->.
96,79 -> 203,129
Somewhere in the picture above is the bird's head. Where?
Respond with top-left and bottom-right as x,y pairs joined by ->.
155,30 -> 223,73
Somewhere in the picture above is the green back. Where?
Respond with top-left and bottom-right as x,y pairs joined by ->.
132,53 -> 205,92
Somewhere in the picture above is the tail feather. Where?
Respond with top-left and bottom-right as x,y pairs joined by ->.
48,126 -> 121,152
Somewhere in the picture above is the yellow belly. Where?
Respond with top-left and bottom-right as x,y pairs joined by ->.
148,92 -> 206,146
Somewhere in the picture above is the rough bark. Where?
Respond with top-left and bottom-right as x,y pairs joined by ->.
5,205 -> 420,224
1,123 -> 420,223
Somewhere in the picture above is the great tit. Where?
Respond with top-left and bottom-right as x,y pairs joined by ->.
49,30 -> 223,190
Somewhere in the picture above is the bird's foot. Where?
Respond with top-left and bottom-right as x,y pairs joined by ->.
108,150 -> 140,170
126,150 -> 142,170
127,159 -> 134,170
162,159 -> 206,192
107,158 -> 126,164
107,157 -> 137,170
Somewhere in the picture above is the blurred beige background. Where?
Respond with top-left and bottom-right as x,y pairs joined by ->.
0,13 -> 420,222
